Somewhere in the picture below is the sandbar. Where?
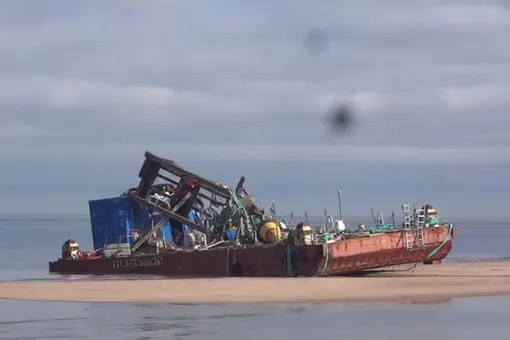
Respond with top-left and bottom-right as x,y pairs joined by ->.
2,261 -> 510,304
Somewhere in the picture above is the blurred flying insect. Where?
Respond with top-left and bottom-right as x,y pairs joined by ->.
302,30 -> 356,134
304,29 -> 329,55
322,102 -> 356,135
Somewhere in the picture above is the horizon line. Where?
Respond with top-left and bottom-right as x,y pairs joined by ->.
0,213 -> 507,220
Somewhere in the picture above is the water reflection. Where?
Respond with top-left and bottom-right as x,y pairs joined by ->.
88,302 -> 313,339
2,297 -> 510,339
133,316 -> 195,337
407,298 -> 453,305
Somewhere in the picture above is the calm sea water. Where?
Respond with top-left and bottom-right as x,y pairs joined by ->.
1,215 -> 510,339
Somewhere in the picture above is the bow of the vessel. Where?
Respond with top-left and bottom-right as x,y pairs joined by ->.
310,223 -> 454,276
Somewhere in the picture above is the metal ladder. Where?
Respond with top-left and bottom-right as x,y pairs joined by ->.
415,208 -> 426,248
402,203 -> 413,251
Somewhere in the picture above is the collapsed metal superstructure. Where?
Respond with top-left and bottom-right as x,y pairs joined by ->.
124,151 -> 266,252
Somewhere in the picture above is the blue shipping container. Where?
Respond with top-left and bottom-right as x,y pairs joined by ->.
131,203 -> 152,231
88,196 -> 135,250
89,196 -> 200,249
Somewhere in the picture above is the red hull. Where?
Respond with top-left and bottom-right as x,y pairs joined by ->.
49,225 -> 453,277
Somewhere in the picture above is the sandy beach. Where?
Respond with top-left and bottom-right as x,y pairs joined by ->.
2,261 -> 510,304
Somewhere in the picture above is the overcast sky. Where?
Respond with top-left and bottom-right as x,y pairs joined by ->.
1,0 -> 510,218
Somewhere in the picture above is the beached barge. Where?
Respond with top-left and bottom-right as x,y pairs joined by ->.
49,152 -> 454,277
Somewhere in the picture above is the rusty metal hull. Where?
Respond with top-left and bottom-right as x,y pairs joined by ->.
48,225 -> 453,277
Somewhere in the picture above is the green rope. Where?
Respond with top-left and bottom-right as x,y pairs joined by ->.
426,223 -> 454,259
285,243 -> 294,277
284,242 -> 330,277
314,243 -> 330,277
316,233 -> 335,243
342,223 -> 393,236
226,188 -> 255,240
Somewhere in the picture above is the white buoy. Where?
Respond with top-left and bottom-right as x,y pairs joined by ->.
335,190 -> 346,233
335,220 -> 346,232
279,221 -> 288,231
325,216 -> 335,232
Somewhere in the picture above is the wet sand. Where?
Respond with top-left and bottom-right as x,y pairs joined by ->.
2,261 -> 510,304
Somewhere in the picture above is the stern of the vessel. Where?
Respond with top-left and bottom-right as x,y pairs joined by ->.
312,223 -> 455,276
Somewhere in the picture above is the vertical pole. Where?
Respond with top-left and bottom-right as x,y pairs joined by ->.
272,200 -> 277,224
337,190 -> 343,220
205,219 -> 211,246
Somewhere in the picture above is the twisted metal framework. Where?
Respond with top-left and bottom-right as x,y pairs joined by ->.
125,151 -> 263,247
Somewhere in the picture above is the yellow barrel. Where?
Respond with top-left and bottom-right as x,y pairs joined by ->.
257,220 -> 282,244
